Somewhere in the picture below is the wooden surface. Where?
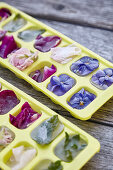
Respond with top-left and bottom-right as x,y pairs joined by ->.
1,0 -> 113,169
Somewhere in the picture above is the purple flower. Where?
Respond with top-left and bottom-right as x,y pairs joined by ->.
91,68 -> 113,90
71,56 -> 99,76
0,8 -> 11,22
47,74 -> 75,96
0,90 -> 19,115
0,30 -> 7,41
30,65 -> 56,83
10,102 -> 41,129
68,88 -> 96,109
34,35 -> 62,52
0,35 -> 18,58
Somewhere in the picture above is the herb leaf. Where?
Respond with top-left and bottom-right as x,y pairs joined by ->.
18,28 -> 45,42
48,160 -> 63,170
31,115 -> 64,145
63,132 -> 87,161
54,132 -> 87,162
3,14 -> 27,32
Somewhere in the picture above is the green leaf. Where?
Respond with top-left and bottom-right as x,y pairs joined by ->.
65,150 -> 73,162
63,132 -> 87,162
48,160 -> 63,170
31,115 -> 64,145
18,28 -> 45,42
3,14 -> 27,32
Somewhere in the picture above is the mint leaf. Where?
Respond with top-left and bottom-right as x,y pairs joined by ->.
4,14 -> 27,32
57,132 -> 87,162
31,115 -> 64,145
48,160 -> 63,170
18,28 -> 45,42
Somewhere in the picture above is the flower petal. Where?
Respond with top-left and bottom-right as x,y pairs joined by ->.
0,8 -> 11,22
68,88 -> 96,109
8,48 -> 38,70
0,90 -> 19,115
34,35 -> 61,52
42,65 -> 56,81
91,68 -> 113,90
0,35 -> 18,59
10,102 -> 41,129
51,44 -> 81,64
0,30 -> 7,41
104,68 -> 113,76
47,74 -> 75,96
7,146 -> 36,170
71,56 -> 99,76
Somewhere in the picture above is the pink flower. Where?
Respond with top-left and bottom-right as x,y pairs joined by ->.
30,64 -> 56,83
8,48 -> 38,70
10,102 -> 41,129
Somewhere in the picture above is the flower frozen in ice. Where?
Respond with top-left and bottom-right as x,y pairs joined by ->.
8,48 -> 38,70
29,64 -> 56,83
50,44 -> 81,64
47,74 -> 75,96
0,90 -> 19,115
0,30 -> 7,41
0,8 -> 11,22
91,68 -> 113,90
7,145 -> 36,170
0,126 -> 15,151
10,102 -> 41,129
34,35 -> 61,52
0,35 -> 18,59
68,88 -> 96,109
71,56 -> 99,76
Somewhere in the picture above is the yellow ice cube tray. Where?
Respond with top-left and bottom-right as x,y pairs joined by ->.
0,77 -> 100,170
0,2 -> 113,120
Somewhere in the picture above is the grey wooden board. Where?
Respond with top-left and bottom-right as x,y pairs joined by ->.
2,0 -> 113,30
0,1 -> 113,169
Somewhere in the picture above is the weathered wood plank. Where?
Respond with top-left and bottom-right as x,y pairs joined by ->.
2,0 -> 113,30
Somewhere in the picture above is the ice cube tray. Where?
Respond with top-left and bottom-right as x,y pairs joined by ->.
0,77 -> 100,170
0,2 -> 113,120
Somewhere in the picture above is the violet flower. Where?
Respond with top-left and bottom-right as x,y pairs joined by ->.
91,68 -> 113,90
0,35 -> 18,59
0,90 -> 19,115
0,30 -> 7,41
71,56 -> 99,76
10,102 -> 41,129
47,74 -> 75,96
0,8 -> 11,22
68,88 -> 96,109
30,64 -> 56,83
34,35 -> 61,52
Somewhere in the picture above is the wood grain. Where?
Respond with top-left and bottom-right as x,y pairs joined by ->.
2,0 -> 113,30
